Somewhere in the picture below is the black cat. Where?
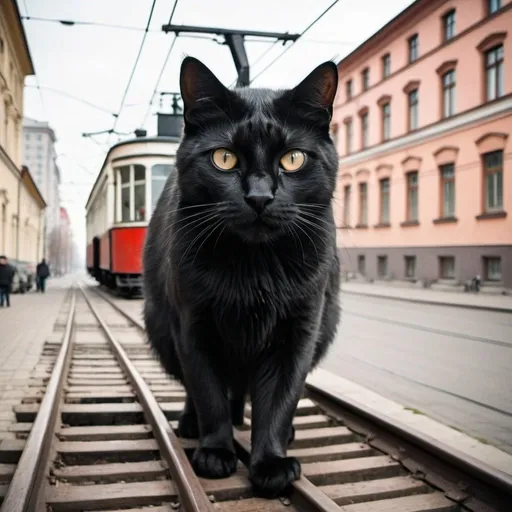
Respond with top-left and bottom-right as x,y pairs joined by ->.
143,56 -> 341,498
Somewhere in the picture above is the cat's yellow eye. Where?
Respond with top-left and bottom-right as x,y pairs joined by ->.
212,148 -> 238,171
280,150 -> 306,172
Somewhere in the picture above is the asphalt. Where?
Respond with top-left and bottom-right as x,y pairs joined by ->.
320,292 -> 512,454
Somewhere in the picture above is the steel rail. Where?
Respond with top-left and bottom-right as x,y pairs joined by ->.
1,288 -> 77,512
79,284 -> 214,512
305,382 -> 512,501
93,286 -> 345,511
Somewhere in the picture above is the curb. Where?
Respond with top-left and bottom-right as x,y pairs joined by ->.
341,289 -> 512,314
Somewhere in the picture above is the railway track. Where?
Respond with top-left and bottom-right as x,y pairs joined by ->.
1,284 -> 511,512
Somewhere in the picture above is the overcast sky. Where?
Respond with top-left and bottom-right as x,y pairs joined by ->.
19,0 -> 414,259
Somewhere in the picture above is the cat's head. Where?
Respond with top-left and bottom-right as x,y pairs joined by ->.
176,56 -> 339,244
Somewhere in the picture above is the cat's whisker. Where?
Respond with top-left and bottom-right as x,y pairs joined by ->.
296,214 -> 333,238
178,215 -> 221,268
285,224 -> 305,264
160,207 -> 220,235
291,220 -> 320,263
166,211 -> 220,245
191,220 -> 225,266
299,210 -> 336,227
170,213 -> 221,250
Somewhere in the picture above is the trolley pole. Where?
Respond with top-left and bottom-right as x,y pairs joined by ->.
161,24 -> 300,87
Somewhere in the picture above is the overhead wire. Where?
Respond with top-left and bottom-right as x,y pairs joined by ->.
22,0 -> 48,120
108,0 -> 158,145
249,0 -> 341,85
140,0 -> 181,129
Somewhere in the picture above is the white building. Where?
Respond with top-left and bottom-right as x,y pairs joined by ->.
22,117 -> 61,259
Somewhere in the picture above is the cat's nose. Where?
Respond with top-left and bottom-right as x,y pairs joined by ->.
244,192 -> 274,213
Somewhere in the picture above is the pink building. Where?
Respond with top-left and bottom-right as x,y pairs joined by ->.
331,0 -> 511,290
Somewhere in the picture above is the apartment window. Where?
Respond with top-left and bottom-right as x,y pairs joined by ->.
330,125 -> 339,150
406,171 -> 419,221
359,182 -> 368,225
382,103 -> 391,141
343,185 -> 351,226
443,10 -> 456,41
440,163 -> 455,217
408,34 -> 419,63
345,119 -> 353,155
377,256 -> 388,278
362,68 -> 370,91
439,256 -> 455,279
405,256 -> 416,279
361,112 -> 369,149
485,45 -> 504,101
408,89 -> 419,130
442,70 -> 456,117
358,255 -> 366,276
346,80 -> 352,100
379,178 -> 390,224
382,54 -> 391,79
483,150 -> 503,211
488,0 -> 502,15
25,134 -> 30,140
36,134 -> 42,141
484,256 -> 501,281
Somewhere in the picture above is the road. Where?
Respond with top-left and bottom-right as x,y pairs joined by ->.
320,293 -> 512,454
113,288 -> 512,455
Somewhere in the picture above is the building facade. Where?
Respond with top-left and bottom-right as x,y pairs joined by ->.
22,117 -> 61,260
0,0 -> 45,265
331,0 -> 512,290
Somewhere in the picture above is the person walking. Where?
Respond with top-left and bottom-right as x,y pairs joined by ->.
0,255 -> 15,307
36,258 -> 50,293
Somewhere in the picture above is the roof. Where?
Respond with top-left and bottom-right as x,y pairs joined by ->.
85,135 -> 181,210
22,117 -> 57,143
335,0 -> 441,74
4,0 -> 35,76
20,166 -> 46,209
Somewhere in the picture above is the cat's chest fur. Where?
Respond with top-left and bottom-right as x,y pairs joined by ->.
173,241 -> 327,348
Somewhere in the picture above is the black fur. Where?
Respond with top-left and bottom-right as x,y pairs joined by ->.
143,57 -> 341,498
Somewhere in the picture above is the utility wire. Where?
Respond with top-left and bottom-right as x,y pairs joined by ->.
22,0 -> 48,120
108,0 -> 157,144
250,0 -> 340,84
25,85 -> 116,116
140,0 -> 180,128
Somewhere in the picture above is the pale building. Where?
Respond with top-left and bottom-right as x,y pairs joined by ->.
331,0 -> 512,290
0,0 -> 45,265
22,118 -> 61,260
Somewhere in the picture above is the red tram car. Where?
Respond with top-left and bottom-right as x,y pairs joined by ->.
85,113 -> 182,293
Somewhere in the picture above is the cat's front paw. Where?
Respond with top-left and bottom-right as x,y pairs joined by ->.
192,447 -> 238,478
178,412 -> 199,438
250,456 -> 301,498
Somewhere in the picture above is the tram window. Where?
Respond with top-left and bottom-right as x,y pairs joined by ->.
134,164 -> 145,181
134,182 -> 146,221
151,164 -> 173,212
121,186 -> 130,222
120,166 -> 130,184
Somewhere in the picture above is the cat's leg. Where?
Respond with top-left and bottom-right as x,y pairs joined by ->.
177,327 -> 237,479
248,349 -> 312,498
177,395 -> 199,438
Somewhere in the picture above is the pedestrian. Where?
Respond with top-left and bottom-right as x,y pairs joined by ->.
0,255 -> 15,307
36,258 -> 50,293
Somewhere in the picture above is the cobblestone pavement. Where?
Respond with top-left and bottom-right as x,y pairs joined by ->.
0,276 -> 72,439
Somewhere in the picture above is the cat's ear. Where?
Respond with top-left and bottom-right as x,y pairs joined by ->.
286,61 -> 338,124
180,57 -> 231,125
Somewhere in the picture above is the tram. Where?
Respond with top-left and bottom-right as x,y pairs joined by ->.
85,104 -> 183,294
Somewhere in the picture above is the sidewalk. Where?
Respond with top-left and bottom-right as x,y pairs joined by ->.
308,368 -> 512,476
0,276 -> 72,438
341,281 -> 512,312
